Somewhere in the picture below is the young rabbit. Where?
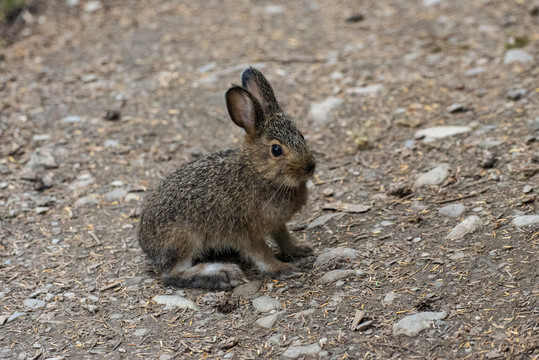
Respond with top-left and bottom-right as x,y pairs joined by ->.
137,67 -> 316,289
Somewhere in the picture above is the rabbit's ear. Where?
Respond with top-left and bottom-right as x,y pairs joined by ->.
225,86 -> 263,137
241,67 -> 279,113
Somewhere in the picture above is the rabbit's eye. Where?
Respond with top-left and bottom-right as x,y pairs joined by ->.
271,144 -> 283,157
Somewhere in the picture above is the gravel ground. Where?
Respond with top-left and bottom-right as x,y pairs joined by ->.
1,1 -> 538,359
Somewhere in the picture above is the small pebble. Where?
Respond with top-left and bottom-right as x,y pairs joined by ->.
414,163 -> 451,187
512,215 -> 539,227
439,204 -> 466,218
393,311 -> 447,336
62,115 -> 82,123
252,296 -> 282,313
446,215 -> 483,240
283,344 -> 322,358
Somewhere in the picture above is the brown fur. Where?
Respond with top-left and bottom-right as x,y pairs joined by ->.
137,67 -> 316,289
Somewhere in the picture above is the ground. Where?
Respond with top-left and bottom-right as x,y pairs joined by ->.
0,0 -> 538,359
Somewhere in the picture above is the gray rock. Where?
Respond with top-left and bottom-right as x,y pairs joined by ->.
445,215 -> 483,240
283,343 -> 322,358
345,84 -> 383,96
450,252 -> 466,260
24,299 -> 46,309
255,311 -> 284,328
504,49 -> 534,64
69,174 -> 94,190
133,328 -> 148,337
479,138 -> 503,149
252,296 -> 282,313
62,115 -> 82,123
264,5 -> 285,14
33,134 -> 51,141
446,103 -> 467,113
512,215 -> 539,227
314,247 -> 359,268
35,207 -> 49,215
75,196 -> 99,207
152,295 -> 198,310
506,88 -> 527,100
7,311 -> 27,323
28,148 -> 58,169
307,213 -> 343,229
83,304 -> 99,313
308,97 -> 343,127
317,269 -> 365,285
439,204 -> 466,218
383,291 -> 398,304
393,311 -> 447,336
105,188 -> 127,201
84,1 -> 102,12
415,126 -> 471,142
414,163 -> 451,187
522,185 -> 533,194
465,67 -> 486,76
104,139 -> 119,148
293,308 -> 315,318
233,280 -> 262,299
0,182 -> 7,189
423,0 -> 442,6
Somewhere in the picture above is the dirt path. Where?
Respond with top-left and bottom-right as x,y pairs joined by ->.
1,1 -> 538,359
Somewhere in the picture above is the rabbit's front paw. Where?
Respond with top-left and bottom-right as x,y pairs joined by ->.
282,242 -> 313,257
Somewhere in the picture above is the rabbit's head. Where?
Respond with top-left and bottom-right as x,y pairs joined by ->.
226,67 -> 316,188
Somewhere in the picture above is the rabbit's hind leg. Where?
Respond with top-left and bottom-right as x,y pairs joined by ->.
163,261 -> 247,289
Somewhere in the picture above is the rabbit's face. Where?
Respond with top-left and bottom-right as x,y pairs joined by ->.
250,113 -> 316,188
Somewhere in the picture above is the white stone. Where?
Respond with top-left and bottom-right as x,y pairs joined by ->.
383,291 -> 398,304
512,215 -> 539,227
308,97 -> 343,127
255,312 -> 283,328
264,5 -> 285,14
393,311 -> 447,336
445,215 -> 483,240
314,247 -> 359,268
439,204 -> 466,218
62,115 -> 82,123
252,296 -> 282,313
317,269 -> 365,285
283,343 -> 322,358
75,196 -> 99,207
24,299 -> 46,309
152,295 -> 198,310
345,84 -> 383,96
415,126 -> 471,142
504,49 -> 534,64
84,1 -> 102,12
105,188 -> 127,201
414,163 -> 451,187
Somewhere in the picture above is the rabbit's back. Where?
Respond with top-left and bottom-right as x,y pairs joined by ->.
139,149 -> 307,240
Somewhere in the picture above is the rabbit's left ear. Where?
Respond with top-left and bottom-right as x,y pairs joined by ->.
241,67 -> 280,113
225,86 -> 263,138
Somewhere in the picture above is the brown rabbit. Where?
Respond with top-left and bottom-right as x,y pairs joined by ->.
137,67 -> 316,289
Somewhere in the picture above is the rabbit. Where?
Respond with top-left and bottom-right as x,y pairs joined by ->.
137,67 -> 316,289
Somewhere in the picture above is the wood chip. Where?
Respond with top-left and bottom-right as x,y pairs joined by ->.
323,203 -> 370,213
99,280 -> 122,292
350,310 -> 366,330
